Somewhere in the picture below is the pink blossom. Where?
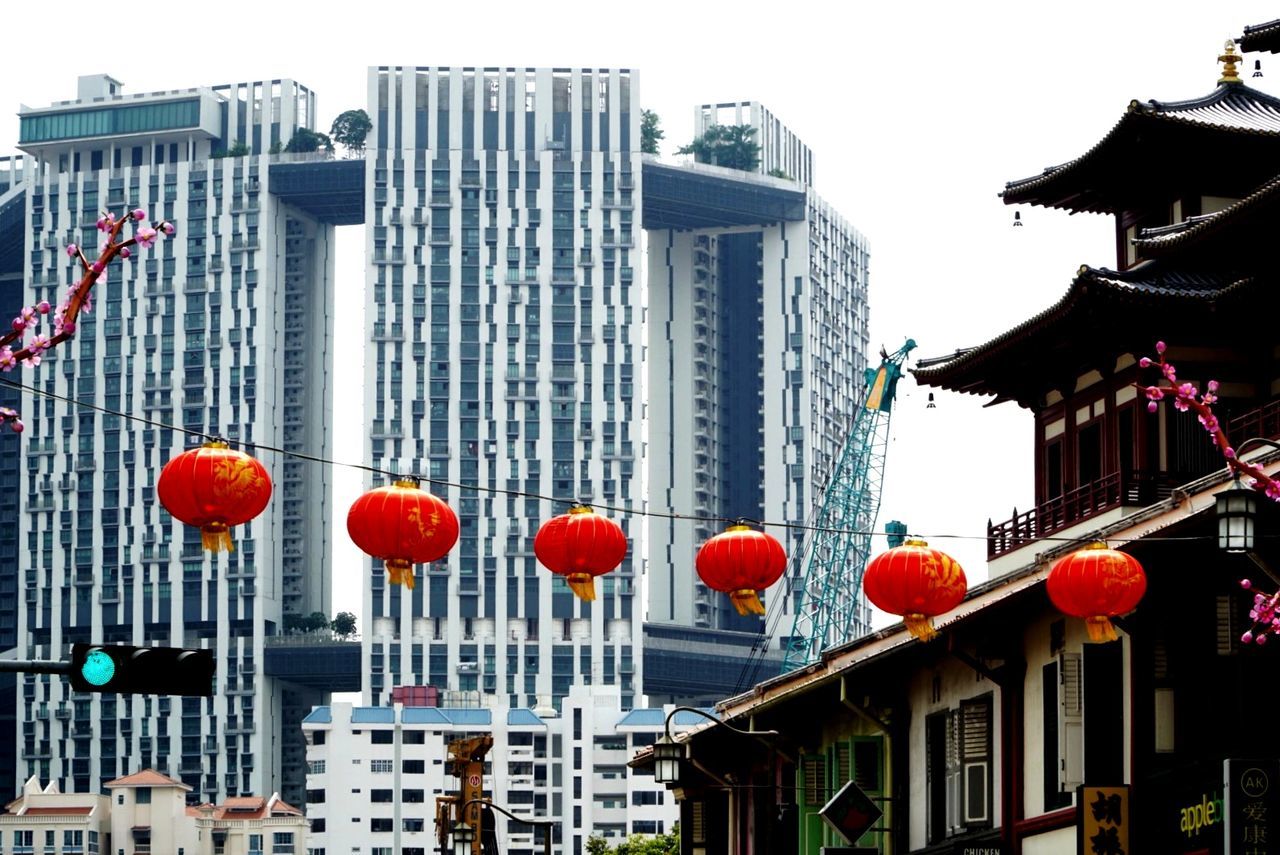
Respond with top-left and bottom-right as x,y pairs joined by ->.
20,307 -> 36,326
1161,362 -> 1178,381
1207,380 -> 1220,393
1259,634 -> 1269,645
162,222 -> 175,236
1139,356 -> 1152,368
1155,341 -> 1167,354
91,261 -> 105,274
135,226 -> 158,249
22,354 -> 40,368
0,347 -> 14,372
1173,398 -> 1190,413
29,334 -> 50,353
60,321 -> 76,334
1198,413 -> 1219,433
11,317 -> 25,332
97,212 -> 116,232
120,247 -> 131,259
1243,578 -> 1254,590
1147,401 -> 1158,413
9,419 -> 21,433
65,244 -> 78,257
1178,382 -> 1198,398
36,301 -> 50,314
1266,480 -> 1280,502
132,208 -> 146,221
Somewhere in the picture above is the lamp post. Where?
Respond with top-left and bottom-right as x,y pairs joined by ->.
455,798 -> 555,855
653,706 -> 779,785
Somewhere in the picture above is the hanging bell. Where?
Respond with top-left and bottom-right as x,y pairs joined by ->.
1254,60 -> 1264,78
926,392 -> 937,409
1013,211 -> 1024,227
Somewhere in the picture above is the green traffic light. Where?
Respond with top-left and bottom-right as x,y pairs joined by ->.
80,649 -> 115,686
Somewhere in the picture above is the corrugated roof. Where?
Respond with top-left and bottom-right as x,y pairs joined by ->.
400,707 -> 450,725
616,708 -> 712,728
438,708 -> 491,726
350,707 -> 395,724
105,769 -> 190,790
507,709 -> 545,726
22,806 -> 94,816
302,707 -> 332,724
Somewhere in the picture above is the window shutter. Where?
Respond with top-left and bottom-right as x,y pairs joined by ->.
802,754 -> 827,806
852,736 -> 884,794
946,709 -> 962,833
960,696 -> 993,825
835,741 -> 852,786
1059,651 -> 1084,791
1217,594 -> 1239,656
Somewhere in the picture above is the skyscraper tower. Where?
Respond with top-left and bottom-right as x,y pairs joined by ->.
9,74 -> 336,803
361,67 -> 644,711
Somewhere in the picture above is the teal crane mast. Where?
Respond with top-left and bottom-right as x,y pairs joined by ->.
781,339 -> 915,671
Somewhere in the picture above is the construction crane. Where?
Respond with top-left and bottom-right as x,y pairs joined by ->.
781,338 -> 916,671
435,735 -> 495,855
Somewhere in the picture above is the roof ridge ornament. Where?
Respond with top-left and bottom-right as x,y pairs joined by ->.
1220,39 -> 1242,84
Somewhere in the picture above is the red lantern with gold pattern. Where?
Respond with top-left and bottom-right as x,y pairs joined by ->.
347,479 -> 459,589
695,524 -> 787,615
534,506 -> 628,601
157,441 -> 273,553
863,538 -> 967,640
1046,542 -> 1146,642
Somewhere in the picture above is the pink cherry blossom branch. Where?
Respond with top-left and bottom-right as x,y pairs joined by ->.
1136,340 -> 1280,501
0,209 -> 174,432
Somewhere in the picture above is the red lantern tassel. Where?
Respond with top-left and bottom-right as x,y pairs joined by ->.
1085,616 -> 1117,643
386,559 -> 415,590
903,613 -> 938,641
729,589 -> 765,615
201,523 -> 234,553
567,573 -> 596,602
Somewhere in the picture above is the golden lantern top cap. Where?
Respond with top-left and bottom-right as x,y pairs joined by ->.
1220,39 -> 1242,84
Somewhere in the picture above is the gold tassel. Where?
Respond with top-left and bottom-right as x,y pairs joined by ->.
1086,616 -> 1118,643
386,559 -> 415,590
903,613 -> 938,641
568,573 -> 597,601
730,589 -> 765,615
201,524 -> 234,553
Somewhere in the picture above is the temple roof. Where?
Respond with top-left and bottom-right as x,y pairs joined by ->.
1002,83 -> 1280,213
913,264 -> 1262,406
1241,19 -> 1280,54
1133,172 -> 1280,258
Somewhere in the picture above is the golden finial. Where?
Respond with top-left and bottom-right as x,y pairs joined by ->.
1220,39 -> 1242,84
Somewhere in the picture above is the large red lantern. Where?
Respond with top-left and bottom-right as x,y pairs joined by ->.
1046,542 -> 1146,642
347,479 -> 459,589
695,524 -> 787,615
157,441 -> 272,553
534,505 -> 628,601
863,538 -> 967,641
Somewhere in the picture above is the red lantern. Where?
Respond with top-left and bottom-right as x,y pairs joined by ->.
157,441 -> 273,553
695,524 -> 787,615
1046,542 -> 1146,642
534,506 -> 628,601
863,538 -> 967,640
347,479 -> 459,589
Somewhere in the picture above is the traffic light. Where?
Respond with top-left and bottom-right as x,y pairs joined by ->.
69,644 -> 214,696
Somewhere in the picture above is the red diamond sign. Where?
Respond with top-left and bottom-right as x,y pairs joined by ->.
820,780 -> 882,843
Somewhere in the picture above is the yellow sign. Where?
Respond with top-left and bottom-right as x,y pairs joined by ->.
1079,785 -> 1130,855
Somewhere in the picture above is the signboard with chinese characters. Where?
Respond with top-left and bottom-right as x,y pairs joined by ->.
1225,758 -> 1280,854
1079,785 -> 1130,855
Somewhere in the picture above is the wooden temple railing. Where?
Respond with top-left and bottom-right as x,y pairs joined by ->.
987,396 -> 1280,559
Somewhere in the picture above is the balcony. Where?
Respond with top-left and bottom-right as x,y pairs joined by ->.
987,470 -> 1196,559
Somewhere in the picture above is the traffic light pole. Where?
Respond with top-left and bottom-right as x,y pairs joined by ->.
0,659 -> 71,675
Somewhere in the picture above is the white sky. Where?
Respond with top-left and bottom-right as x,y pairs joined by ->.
2,0 -> 1276,633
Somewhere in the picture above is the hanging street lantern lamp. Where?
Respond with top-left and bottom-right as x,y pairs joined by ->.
695,523 -> 787,615
157,441 -> 272,552
1046,542 -> 1146,642
534,505 -> 628,601
347,479 -> 460,589
862,538 -> 967,640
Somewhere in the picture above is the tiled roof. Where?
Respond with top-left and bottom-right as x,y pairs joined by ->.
302,707 -> 332,724
185,795 -> 302,821
105,769 -> 190,790
224,796 -> 265,810
1133,173 -> 1280,255
350,707 -> 395,724
1003,84 -> 1280,211
1242,19 -> 1280,54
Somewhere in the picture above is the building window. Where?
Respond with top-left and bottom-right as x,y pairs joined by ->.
271,832 -> 294,854
370,818 -> 393,833
926,694 -> 993,843
135,787 -> 151,804
370,759 -> 393,773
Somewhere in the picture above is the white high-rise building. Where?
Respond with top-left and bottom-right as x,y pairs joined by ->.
360,68 -> 644,712
11,74 -> 336,804
647,107 -> 870,642
303,690 -> 692,855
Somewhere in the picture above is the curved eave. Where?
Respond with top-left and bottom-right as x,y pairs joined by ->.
913,267 -> 1255,402
1134,172 -> 1280,257
1242,19 -> 1280,54
1002,85 -> 1280,212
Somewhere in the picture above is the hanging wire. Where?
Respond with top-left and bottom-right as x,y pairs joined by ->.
0,374 -> 1236,547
